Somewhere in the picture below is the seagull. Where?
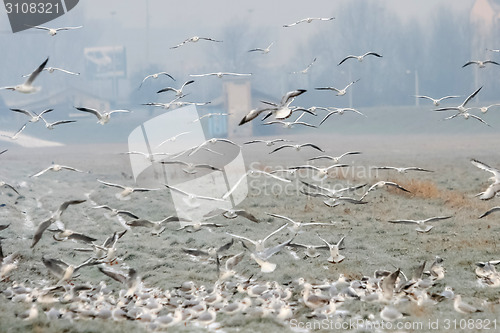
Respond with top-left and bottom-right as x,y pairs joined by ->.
187,138 -> 239,156
291,57 -> 317,74
1,123 -> 27,140
453,295 -> 482,314
308,151 -> 362,163
222,169 -> 291,200
338,52 -> 382,66
248,42 -> 274,54
144,99 -> 210,110
286,242 -> 328,258
479,207 -> 500,219
263,119 -> 317,128
371,166 -> 434,173
486,48 -> 500,52
388,216 -> 452,233
74,106 -> 130,125
300,181 -> 366,199
227,223 -> 289,251
189,72 -> 252,78
0,57 -> 48,93
444,110 -> 491,126
269,143 -> 324,154
359,181 -> 410,201
434,86 -> 482,113
170,36 -> 222,49
316,234 -> 346,263
217,251 -> 245,281
31,164 -> 84,177
462,60 -> 500,68
23,67 -> 80,77
157,80 -> 194,96
283,17 -> 334,27
176,222 -> 224,232
121,151 -> 172,161
160,160 -> 221,174
139,72 -> 175,88
92,205 -> 139,219
477,104 -> 500,113
243,138 -> 291,146
300,189 -> 367,207
31,199 -> 86,248
193,112 -> 230,122
156,131 -> 191,148
288,164 -> 349,180
239,89 -> 309,125
97,179 -> 160,200
267,213 -> 336,233
40,117 -> 76,130
315,79 -> 360,96
203,208 -> 259,223
126,216 -> 187,235
319,108 -> 365,125
28,25 -> 82,36
0,181 -> 19,195
470,159 -> 500,200
414,95 -> 460,106
164,184 -> 227,206
10,108 -> 53,122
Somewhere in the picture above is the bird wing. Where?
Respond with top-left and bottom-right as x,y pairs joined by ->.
338,55 -> 355,66
126,219 -> 156,228
302,143 -> 324,152
97,179 -> 125,189
25,57 -> 48,86
388,219 -> 419,225
267,213 -> 296,224
225,251 -> 245,270
462,86 -> 483,107
31,218 -> 54,248
479,207 -> 500,218
31,166 -> 52,177
365,52 -> 382,58
217,238 -> 235,253
9,108 -> 33,117
55,199 -> 86,219
235,210 -> 259,223
469,114 -> 491,127
462,61 -> 476,68
51,120 -> 77,126
74,106 -> 102,118
226,232 -> 258,247
423,216 -> 453,223
262,223 -> 288,243
471,159 -> 500,179
281,89 -> 307,105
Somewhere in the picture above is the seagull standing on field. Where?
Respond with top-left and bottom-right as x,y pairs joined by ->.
1,57 -> 48,93
28,25 -> 82,36
74,106 -> 130,125
338,52 -> 382,66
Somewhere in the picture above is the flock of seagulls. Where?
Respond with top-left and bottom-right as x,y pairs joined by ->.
0,10 -> 499,332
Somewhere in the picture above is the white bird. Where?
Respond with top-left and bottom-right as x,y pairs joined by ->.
92,205 -> 139,219
283,17 -> 334,27
74,106 -> 130,125
0,57 -> 48,93
462,60 -> 500,68
97,179 -> 160,200
434,86 -> 482,113
126,216 -> 186,235
121,151 -> 172,161
371,166 -> 434,173
453,295 -> 482,314
156,131 -> 191,148
444,110 -> 491,126
414,95 -> 460,106
160,160 -> 221,174
143,99 -> 210,110
139,72 -> 175,88
170,36 -> 222,49
319,108 -> 365,125
156,80 -> 194,96
187,138 -> 239,157
263,119 -> 317,128
164,184 -> 227,206
486,48 -> 500,52
288,164 -> 349,180
193,113 -> 230,123
31,164 -> 84,178
269,143 -> 324,154
40,118 -> 76,130
1,123 -> 27,140
477,104 -> 500,113
227,224 -> 288,253
28,25 -> 82,36
239,89 -> 309,125
23,67 -> 80,77
315,79 -> 360,96
479,206 -> 500,218
10,108 -> 53,122
189,72 -> 251,78
203,208 -> 259,223
248,42 -> 274,54
388,216 -> 452,233
267,213 -> 336,233
243,138 -> 291,146
360,181 -> 410,201
471,159 -> 500,200
308,151 -> 362,163
338,52 -> 382,66
300,180 -> 366,199
291,57 -> 317,74
316,234 -> 346,263
222,169 -> 291,200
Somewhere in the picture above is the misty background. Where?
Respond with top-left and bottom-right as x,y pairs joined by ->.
0,0 -> 499,144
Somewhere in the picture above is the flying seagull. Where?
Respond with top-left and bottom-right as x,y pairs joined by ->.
388,216 -> 452,233
470,159 -> 500,200
308,151 -> 362,163
97,179 -> 160,200
28,25 -> 82,36
360,181 -> 410,200
74,106 -> 130,125
10,108 -> 53,122
414,95 -> 460,106
0,57 -> 48,93
283,17 -> 334,27
170,36 -> 222,49
315,79 -> 360,96
139,72 -> 175,88
434,86 -> 482,113
462,60 -> 500,68
189,72 -> 251,78
157,80 -> 194,96
31,164 -> 84,178
248,42 -> 274,54
338,52 -> 382,66
269,143 -> 324,154
291,57 -> 317,74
